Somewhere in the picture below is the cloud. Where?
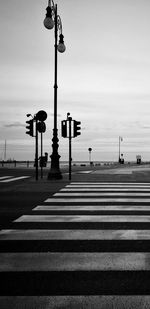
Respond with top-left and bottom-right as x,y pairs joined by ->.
142,125 -> 150,129
4,122 -> 25,128
50,113 -> 62,118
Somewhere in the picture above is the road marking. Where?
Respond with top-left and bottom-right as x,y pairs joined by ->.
1,176 -> 30,183
54,192 -> 150,197
45,198 -> 150,203
0,296 -> 150,308
1,229 -> 150,240
14,215 -> 150,222
66,184 -> 150,188
61,188 -> 150,192
70,181 -> 150,185
2,180 -> 150,299
0,252 -> 150,271
0,176 -> 12,181
70,182 -> 150,185
77,171 -> 93,174
2,180 -> 150,297
33,205 -> 150,211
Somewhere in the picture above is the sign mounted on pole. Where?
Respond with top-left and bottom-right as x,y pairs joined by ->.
36,110 -> 47,122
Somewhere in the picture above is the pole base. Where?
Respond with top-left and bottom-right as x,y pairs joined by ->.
48,131 -> 62,179
47,168 -> 62,180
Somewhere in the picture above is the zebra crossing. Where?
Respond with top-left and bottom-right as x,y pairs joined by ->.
1,181 -> 150,306
0,176 -> 30,183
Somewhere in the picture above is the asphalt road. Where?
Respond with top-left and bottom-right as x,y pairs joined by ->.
0,167 -> 68,229
1,164 -> 150,308
1,162 -> 150,227
1,163 -> 150,229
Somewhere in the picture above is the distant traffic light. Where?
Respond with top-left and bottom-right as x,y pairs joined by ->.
61,120 -> 67,137
37,121 -> 46,133
26,119 -> 34,136
74,120 -> 81,137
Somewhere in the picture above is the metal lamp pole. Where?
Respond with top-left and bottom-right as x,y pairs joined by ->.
88,148 -> 92,164
44,0 -> 66,179
119,136 -> 123,163
119,136 -> 121,163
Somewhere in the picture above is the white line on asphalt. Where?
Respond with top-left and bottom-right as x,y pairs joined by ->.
33,205 -> 150,211
54,192 -> 150,196
0,252 -> 150,271
77,171 -> 93,174
1,176 -> 30,183
14,215 -> 150,222
1,296 -> 149,307
70,182 -> 150,185
61,188 -> 150,192
45,198 -> 150,203
1,229 -> 150,240
66,185 -> 150,188
0,176 -> 12,181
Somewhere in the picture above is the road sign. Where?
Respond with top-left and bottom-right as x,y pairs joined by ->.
36,110 -> 47,122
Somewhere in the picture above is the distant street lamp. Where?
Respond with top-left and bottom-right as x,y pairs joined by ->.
43,0 -> 66,179
88,148 -> 92,164
118,136 -> 123,163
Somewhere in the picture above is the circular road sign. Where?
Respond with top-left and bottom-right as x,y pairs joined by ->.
36,110 -> 47,121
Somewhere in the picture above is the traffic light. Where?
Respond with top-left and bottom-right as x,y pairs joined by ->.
74,120 -> 81,137
61,120 -> 67,137
37,121 -> 46,133
26,119 -> 34,137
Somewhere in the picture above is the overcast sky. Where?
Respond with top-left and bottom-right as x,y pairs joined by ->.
1,0 -> 150,162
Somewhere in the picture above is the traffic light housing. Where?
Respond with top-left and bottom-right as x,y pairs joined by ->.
26,119 -> 34,137
61,120 -> 67,137
37,121 -> 46,133
74,120 -> 81,137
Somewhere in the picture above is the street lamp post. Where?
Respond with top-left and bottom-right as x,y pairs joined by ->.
44,0 -> 66,179
88,148 -> 92,164
119,136 -> 123,163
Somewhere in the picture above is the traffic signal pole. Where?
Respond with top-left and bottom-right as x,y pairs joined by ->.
35,118 -> 38,181
40,132 -> 43,179
68,116 -> 72,180
26,110 -> 47,181
61,114 -> 81,181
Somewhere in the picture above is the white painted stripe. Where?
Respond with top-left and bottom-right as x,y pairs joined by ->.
1,229 -> 150,240
66,185 -> 150,188
70,182 -> 150,185
0,252 -> 150,271
14,215 -> 150,222
61,188 -> 150,192
33,205 -> 150,211
1,176 -> 30,183
1,296 -> 150,308
78,171 -> 92,174
0,176 -> 12,181
45,198 -> 150,203
54,192 -> 150,197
